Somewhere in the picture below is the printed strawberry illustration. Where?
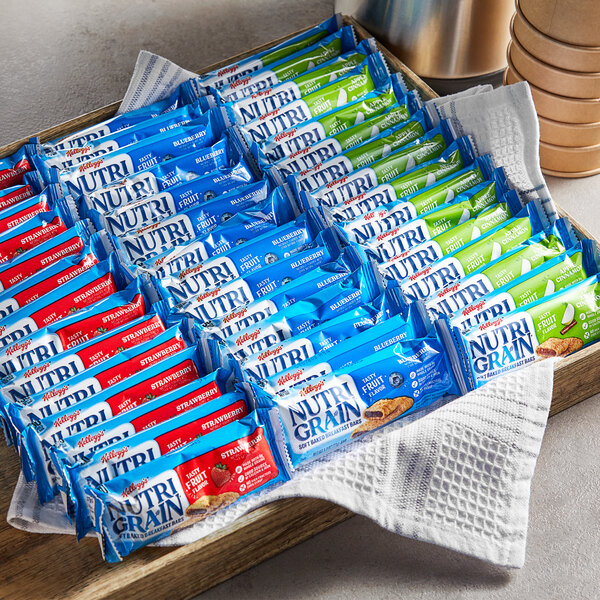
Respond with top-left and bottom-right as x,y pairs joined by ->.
115,346 -> 125,353
69,306 -> 80,313
15,248 -> 24,254
144,393 -> 156,401
210,463 -> 231,488
97,326 -> 108,334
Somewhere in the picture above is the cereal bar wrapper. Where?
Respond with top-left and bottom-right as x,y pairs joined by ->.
21,339 -> 232,503
257,297 -> 429,397
138,184 -> 308,279
56,389 -> 249,539
424,219 -> 577,321
47,113 -> 226,194
189,14 -> 342,93
448,240 -> 600,331
238,53 -> 391,143
107,179 -> 298,265
0,143 -> 37,190
0,276 -> 152,378
437,274 -> 600,390
328,151 -> 489,222
282,114 -> 448,194
0,310 -> 167,416
256,334 -> 463,471
258,77 -> 414,162
0,183 -> 63,233
46,82 -> 194,153
304,135 -> 475,208
3,319 -> 196,442
38,100 -> 206,170
218,38 -> 374,125
154,207 -> 331,304
238,289 -> 429,383
217,27 -> 361,102
79,141 -> 247,214
87,411 -> 289,562
203,245 -> 367,338
382,199 -> 546,297
0,221 -> 93,291
91,178 -> 270,237
0,180 -> 40,212
167,228 -> 347,325
340,168 -> 508,245
260,98 -> 422,177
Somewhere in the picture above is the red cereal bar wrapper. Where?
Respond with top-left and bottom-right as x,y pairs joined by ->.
87,410 -> 288,562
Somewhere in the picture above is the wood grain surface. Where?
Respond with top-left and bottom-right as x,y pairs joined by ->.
0,15 -> 598,600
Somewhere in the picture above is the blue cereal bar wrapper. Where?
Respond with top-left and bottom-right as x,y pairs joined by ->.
153,206 -> 330,301
93,179 -> 270,237
87,410 -> 289,562
39,101 -> 207,170
203,245 -> 367,338
110,182 -> 299,265
79,139 -> 246,214
256,333 -> 463,471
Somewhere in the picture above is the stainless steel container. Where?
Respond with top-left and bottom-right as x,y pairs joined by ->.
336,0 -> 514,79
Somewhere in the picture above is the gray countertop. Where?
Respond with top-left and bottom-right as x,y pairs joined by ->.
1,1 -> 598,598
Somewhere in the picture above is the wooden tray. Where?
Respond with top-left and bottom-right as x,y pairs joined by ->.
1,16 -> 599,600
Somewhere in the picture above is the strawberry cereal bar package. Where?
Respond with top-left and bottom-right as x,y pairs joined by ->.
87,411 -> 288,562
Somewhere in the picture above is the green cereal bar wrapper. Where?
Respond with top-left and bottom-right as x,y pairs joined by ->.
449,240 -> 600,331
268,110 -> 432,187
219,40 -> 376,124
437,273 -> 600,389
424,219 -> 577,321
262,102 -> 421,176
258,77 -> 414,162
303,135 -> 474,209
217,26 -> 361,102
339,169 -> 508,245
191,14 -> 343,92
382,199 -> 546,299
237,53 -> 392,143
329,152 -> 491,222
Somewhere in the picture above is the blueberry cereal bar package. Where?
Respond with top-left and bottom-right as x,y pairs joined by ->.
2,15 -> 600,566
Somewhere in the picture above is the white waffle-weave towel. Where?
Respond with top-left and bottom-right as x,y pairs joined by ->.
7,52 -> 559,568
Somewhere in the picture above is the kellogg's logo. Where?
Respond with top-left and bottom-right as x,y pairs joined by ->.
53,410 -> 80,428
274,129 -> 296,142
196,288 -> 221,302
24,362 -> 50,378
42,385 -> 69,402
327,176 -> 347,189
235,329 -> 261,347
410,267 -> 430,281
223,307 -> 247,323
101,446 -> 129,463
463,300 -> 485,316
276,369 -> 304,387
6,339 -> 32,356
65,147 -> 91,158
299,380 -> 324,397
479,318 -> 502,331
77,430 -> 105,448
79,158 -> 103,173
230,76 -> 251,89
217,65 -> 239,77
122,477 -> 148,498
439,283 -> 461,298
257,345 -> 282,361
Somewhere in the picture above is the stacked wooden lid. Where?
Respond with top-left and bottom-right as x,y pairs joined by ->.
505,0 -> 600,177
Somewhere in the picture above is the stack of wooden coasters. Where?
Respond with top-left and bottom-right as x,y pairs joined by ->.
505,0 -> 600,177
